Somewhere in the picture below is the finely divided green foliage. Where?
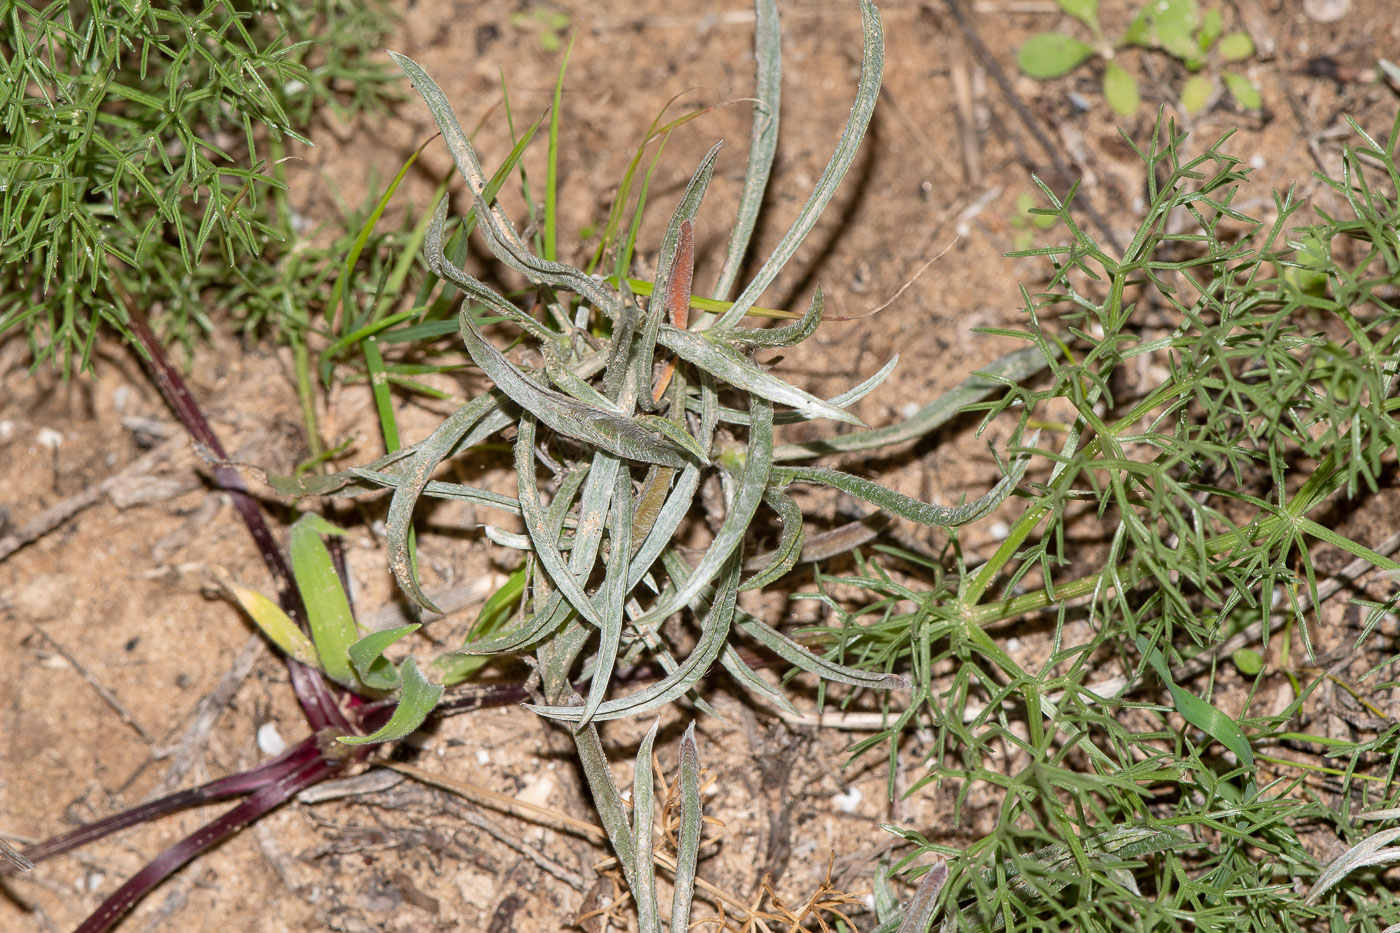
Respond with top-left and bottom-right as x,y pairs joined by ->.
820,114 -> 1400,931
0,0 -> 396,372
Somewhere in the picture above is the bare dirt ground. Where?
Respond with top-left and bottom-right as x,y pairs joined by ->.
4,0 -> 1399,929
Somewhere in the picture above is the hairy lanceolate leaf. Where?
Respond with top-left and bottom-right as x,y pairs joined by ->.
632,719 -> 662,933
348,624 -> 420,691
714,0 -> 884,328
741,488 -> 806,590
715,287 -> 823,348
338,658 -> 443,746
460,307 -> 693,468
657,323 -> 864,425
671,723 -> 703,933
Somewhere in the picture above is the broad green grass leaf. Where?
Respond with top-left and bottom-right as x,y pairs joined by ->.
338,657 -> 443,746
1017,34 -> 1095,79
290,514 -> 360,689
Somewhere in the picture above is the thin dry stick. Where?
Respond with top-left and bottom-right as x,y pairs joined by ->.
31,628 -> 154,745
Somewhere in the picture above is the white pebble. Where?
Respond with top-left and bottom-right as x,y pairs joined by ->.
832,786 -> 863,813
35,427 -> 63,449
0,420 -> 12,442
476,748 -> 491,765
989,521 -> 1010,541
900,402 -> 920,419
257,721 -> 287,756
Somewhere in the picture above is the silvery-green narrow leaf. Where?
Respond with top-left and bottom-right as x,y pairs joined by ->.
460,306 -> 691,468
632,719 -> 662,933
741,488 -> 805,590
631,465 -> 677,552
657,324 -> 864,425
690,353 -> 898,426
773,448 -> 1030,528
515,417 -> 604,628
572,721 -> 638,893
718,287 -> 822,348
629,463 -> 704,590
567,451 -> 622,578
426,197 -> 554,342
670,723 -> 703,933
451,591 -> 572,656
895,859 -> 948,933
338,658 -> 443,746
386,392 -> 498,612
719,644 -> 800,715
631,395 -> 774,627
714,0 -> 883,329
482,525 -> 536,550
388,52 -> 624,321
633,414 -> 709,463
526,554 -> 740,722
734,612 -> 909,689
540,339 -> 623,411
268,447 -> 414,498
351,469 -> 523,517
774,344 -> 1050,460
290,514 -> 360,689
711,0 -> 781,303
347,624 -> 420,691
576,468 -> 635,731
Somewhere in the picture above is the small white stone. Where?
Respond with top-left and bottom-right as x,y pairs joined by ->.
989,521 -> 1010,541
0,420 -> 12,442
1250,154 -> 1266,169
475,748 -> 491,765
257,721 -> 287,756
832,786 -> 862,813
900,402 -> 920,420
35,427 -> 63,449
112,385 -> 130,413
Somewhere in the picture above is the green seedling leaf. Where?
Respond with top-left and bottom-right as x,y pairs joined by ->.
338,657 -> 443,746
348,624 -> 420,691
290,514 -> 360,690
225,582 -> 319,669
1179,74 -> 1214,114
1222,70 -> 1261,109
1137,636 -> 1255,776
1058,0 -> 1099,31
1198,7 -> 1223,48
1017,34 -> 1095,79
1231,647 -> 1264,676
1217,31 -> 1254,62
1103,61 -> 1140,117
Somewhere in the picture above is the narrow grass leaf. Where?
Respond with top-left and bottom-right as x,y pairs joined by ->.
1137,635 -> 1255,772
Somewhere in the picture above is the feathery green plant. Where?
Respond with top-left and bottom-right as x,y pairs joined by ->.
819,113 -> 1400,930
0,0 -> 396,373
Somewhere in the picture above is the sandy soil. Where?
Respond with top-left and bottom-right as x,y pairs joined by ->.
4,0 -> 1399,929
